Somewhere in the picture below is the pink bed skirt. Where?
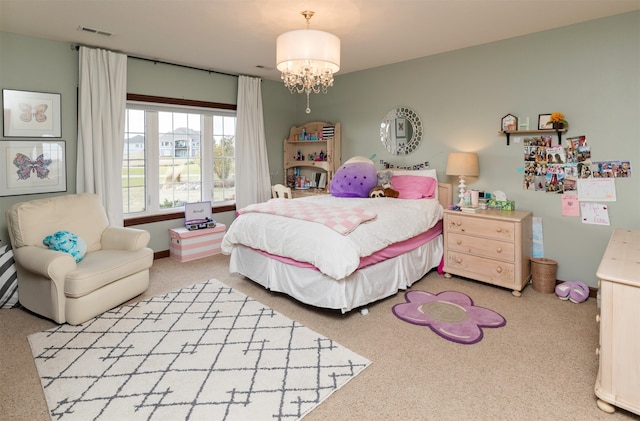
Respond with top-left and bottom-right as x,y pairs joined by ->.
253,220 -> 443,272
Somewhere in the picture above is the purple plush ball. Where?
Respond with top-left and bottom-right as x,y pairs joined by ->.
330,157 -> 377,198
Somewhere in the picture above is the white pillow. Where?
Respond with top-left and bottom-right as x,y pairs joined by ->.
389,168 -> 438,180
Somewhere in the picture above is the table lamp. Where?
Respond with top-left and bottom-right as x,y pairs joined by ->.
446,152 -> 479,207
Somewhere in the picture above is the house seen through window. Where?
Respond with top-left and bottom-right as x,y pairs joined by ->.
123,101 -> 236,215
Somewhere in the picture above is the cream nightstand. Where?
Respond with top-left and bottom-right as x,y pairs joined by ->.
442,209 -> 533,296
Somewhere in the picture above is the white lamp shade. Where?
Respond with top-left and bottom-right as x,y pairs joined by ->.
276,29 -> 340,73
446,152 -> 479,177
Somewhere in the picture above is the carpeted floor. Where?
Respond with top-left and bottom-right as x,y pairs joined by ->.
2,253 -> 640,420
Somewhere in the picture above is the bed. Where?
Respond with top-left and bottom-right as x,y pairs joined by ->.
222,168 -> 452,313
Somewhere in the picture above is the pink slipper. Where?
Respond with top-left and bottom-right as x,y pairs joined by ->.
569,282 -> 589,304
555,281 -> 574,300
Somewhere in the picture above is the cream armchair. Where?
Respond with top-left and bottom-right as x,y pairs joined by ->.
6,193 -> 153,325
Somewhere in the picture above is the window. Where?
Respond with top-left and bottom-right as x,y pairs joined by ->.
123,98 -> 236,216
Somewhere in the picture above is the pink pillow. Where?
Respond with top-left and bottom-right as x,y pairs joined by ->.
391,175 -> 437,199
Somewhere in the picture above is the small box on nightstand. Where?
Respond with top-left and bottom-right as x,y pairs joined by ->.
169,224 -> 226,262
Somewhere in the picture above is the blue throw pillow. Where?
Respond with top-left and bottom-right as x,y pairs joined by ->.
43,231 -> 87,263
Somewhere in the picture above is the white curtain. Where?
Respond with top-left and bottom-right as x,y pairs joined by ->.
235,75 -> 271,209
76,46 -> 127,226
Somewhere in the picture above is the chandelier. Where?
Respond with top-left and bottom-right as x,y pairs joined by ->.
276,11 -> 340,113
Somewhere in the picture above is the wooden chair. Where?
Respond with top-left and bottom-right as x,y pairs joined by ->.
271,184 -> 293,199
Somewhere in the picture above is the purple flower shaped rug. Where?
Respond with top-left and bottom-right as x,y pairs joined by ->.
392,290 -> 506,345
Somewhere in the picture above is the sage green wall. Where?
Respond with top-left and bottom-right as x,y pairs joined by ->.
124,60 -> 293,251
1,10 -> 638,286
0,32 -> 294,252
0,32 -> 79,247
303,11 -> 640,286
127,59 -> 238,103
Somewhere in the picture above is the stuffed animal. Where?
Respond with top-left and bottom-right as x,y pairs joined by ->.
383,187 -> 400,198
373,170 -> 400,197
369,186 -> 386,198
330,156 -> 377,198
369,185 -> 400,198
377,170 -> 393,189
43,230 -> 87,263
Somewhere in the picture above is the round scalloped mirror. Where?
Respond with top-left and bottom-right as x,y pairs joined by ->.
380,107 -> 423,155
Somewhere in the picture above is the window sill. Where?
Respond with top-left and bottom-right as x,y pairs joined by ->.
124,202 -> 236,227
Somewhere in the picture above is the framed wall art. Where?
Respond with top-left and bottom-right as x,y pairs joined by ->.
395,118 -> 407,138
0,140 -> 66,196
2,89 -> 61,137
538,113 -> 553,130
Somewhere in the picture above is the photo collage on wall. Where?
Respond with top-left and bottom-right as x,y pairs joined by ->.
523,135 -> 632,193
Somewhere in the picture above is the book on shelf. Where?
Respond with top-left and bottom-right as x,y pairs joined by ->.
318,173 -> 327,189
322,126 -> 335,138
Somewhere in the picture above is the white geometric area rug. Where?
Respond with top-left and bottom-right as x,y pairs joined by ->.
28,279 -> 371,421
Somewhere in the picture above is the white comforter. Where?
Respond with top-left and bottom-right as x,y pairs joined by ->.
221,195 -> 443,279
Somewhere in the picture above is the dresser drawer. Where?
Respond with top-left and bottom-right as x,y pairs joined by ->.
446,251 -> 516,286
447,232 -> 515,262
446,214 -> 515,242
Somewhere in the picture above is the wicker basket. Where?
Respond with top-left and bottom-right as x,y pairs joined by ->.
531,258 -> 557,294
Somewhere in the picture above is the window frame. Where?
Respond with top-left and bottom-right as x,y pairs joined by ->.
123,94 -> 237,226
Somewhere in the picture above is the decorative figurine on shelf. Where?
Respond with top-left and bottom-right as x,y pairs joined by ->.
296,149 -> 303,161
501,114 -> 518,132
319,150 -> 325,161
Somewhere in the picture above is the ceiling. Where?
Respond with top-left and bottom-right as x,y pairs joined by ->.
1,0 -> 639,81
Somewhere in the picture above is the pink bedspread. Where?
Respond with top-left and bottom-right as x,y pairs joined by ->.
238,199 -> 377,235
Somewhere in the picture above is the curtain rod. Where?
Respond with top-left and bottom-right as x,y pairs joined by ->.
71,44 -> 239,78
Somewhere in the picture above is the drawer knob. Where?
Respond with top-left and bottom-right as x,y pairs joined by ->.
456,221 -> 462,226
496,227 -> 503,233
455,257 -> 462,264
496,266 -> 503,273
496,247 -> 502,253
456,240 -> 462,245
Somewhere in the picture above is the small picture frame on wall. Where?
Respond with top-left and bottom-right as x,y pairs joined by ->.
0,140 -> 67,196
501,114 -> 518,132
538,114 -> 553,130
2,89 -> 62,137
395,118 -> 407,138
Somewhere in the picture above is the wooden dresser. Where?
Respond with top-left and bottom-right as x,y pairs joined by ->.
594,229 -> 640,415
443,209 -> 532,296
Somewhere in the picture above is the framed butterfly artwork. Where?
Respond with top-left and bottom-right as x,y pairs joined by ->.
0,140 -> 66,196
2,89 -> 61,137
